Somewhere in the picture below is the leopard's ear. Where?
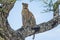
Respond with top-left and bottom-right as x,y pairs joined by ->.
22,3 -> 28,5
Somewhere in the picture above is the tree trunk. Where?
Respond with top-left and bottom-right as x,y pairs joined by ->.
0,0 -> 60,40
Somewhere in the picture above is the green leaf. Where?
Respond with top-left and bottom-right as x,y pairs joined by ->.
53,2 -> 58,12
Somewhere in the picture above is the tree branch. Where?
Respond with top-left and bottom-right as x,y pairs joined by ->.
16,15 -> 60,38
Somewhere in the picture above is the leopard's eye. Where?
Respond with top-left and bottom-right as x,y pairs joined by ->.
0,3 -> 3,8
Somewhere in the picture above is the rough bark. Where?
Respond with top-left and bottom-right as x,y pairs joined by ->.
0,0 -> 60,40
0,0 -> 23,40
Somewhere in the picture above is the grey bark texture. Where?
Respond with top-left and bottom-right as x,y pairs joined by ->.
0,0 -> 60,40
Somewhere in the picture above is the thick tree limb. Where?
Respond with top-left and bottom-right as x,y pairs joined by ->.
16,15 -> 60,38
0,0 -> 24,40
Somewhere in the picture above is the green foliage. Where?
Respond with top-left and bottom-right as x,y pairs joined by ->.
0,0 -> 2,1
53,1 -> 59,12
42,0 -> 53,12
0,0 -> 2,3
53,0 -> 60,13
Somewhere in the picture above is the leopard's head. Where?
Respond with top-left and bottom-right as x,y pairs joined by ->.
22,3 -> 28,9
